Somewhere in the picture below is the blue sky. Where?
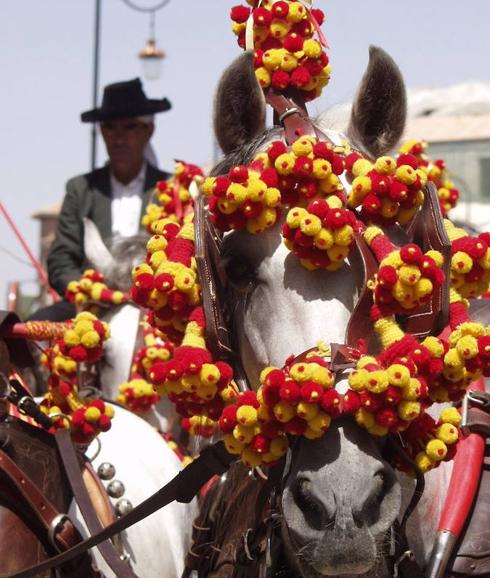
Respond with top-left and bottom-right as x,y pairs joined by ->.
1,0 -> 490,310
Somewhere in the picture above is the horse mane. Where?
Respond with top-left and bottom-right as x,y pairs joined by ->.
104,234 -> 149,292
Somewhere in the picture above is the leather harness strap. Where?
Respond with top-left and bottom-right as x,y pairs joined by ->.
5,441 -> 235,578
55,428 -> 138,578
0,449 -> 81,554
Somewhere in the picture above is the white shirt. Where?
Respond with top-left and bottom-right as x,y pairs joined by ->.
110,163 -> 146,238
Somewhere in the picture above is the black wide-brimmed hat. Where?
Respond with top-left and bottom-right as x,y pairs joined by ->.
81,78 -> 171,123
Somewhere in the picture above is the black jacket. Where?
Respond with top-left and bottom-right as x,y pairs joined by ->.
47,163 -> 169,295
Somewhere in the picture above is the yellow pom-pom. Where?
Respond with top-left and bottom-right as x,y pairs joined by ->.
270,19 -> 290,39
292,137 -> 314,156
303,38 -> 322,58
396,165 -> 417,185
352,159 -> 373,178
224,434 -> 245,455
426,439 -> 448,461
440,407 -> 461,426
307,411 -> 331,432
451,251 -> 473,274
300,214 -> 322,236
81,330 -> 100,348
422,336 -> 445,357
269,436 -> 288,457
241,448 -> 263,468
312,159 -> 332,179
296,402 -> 319,421
374,156 -> 396,175
397,401 -> 421,421
436,422 -> 459,444
64,329 -> 81,347
387,364 -> 411,387
273,401 -> 295,423
236,405 -> 258,427
233,424 -> 256,444
255,67 -> 271,88
349,369 -> 369,391
85,406 -> 101,422
289,363 -> 312,382
456,335 -> 478,359
355,408 -> 375,429
275,153 -> 296,175
365,370 -> 389,394
200,363 -> 220,386
415,451 -> 435,473
313,228 -> 334,250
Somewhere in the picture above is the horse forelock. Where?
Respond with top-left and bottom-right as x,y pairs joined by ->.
104,234 -> 149,291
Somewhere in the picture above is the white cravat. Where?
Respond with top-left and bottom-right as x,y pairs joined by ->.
110,164 -> 146,238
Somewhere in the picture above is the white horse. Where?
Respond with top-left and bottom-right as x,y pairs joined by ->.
198,48 -> 489,577
70,402 -> 194,578
83,220 -> 179,434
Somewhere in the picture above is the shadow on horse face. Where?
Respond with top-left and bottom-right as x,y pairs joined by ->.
282,417 -> 400,577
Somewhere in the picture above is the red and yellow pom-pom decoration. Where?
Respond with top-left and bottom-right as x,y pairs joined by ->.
142,161 -> 204,232
282,197 -> 358,271
182,415 -> 219,438
346,152 -> 427,226
131,220 -> 201,342
146,307 -> 238,420
364,226 -> 445,313
219,351 -> 340,467
399,140 -> 460,216
445,220 -> 490,299
230,1 -> 330,102
39,312 -> 114,444
65,269 -> 128,307
117,378 -> 160,414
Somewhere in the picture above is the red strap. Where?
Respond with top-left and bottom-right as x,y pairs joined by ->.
438,377 -> 486,537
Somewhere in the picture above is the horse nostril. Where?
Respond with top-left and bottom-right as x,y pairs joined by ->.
291,477 -> 329,531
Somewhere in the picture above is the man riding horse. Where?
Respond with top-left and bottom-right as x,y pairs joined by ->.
31,78 -> 171,321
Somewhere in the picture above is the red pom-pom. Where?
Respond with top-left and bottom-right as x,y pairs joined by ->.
283,33 -> 303,52
253,6 -> 272,26
229,165 -> 249,183
268,141 -> 288,161
279,381 -> 301,404
271,70 -> 290,90
343,390 -> 361,413
271,0 -> 289,19
400,244 -> 423,265
311,8 -> 325,25
230,5 -> 251,23
320,389 -> 341,417
397,154 -> 419,169
290,66 -> 311,88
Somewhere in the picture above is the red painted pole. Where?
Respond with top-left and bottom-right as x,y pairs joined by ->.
0,201 -> 59,303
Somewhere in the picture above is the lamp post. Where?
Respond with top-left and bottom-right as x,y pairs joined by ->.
91,0 -> 102,170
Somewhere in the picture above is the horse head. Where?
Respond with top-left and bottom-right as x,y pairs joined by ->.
209,47 -> 407,576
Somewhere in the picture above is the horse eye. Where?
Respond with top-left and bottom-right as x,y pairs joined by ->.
224,256 -> 256,289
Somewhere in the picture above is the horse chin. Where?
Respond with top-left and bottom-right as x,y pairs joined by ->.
281,521 -> 381,577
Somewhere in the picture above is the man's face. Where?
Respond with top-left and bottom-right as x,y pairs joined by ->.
100,118 -> 154,172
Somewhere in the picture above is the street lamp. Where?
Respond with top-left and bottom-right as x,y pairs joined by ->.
122,0 -> 170,81
138,12 -> 166,80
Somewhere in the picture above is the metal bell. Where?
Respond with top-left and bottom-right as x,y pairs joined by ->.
107,480 -> 125,498
97,462 -> 116,481
115,499 -> 133,517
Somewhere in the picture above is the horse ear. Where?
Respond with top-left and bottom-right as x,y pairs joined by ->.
214,51 -> 266,155
347,46 -> 407,158
83,218 -> 115,275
